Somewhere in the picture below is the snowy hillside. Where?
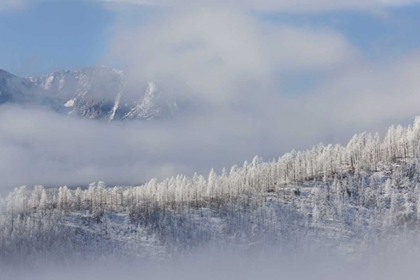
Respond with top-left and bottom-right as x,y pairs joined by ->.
3,116 -> 420,263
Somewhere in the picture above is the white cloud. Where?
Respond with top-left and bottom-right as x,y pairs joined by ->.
2,50 -> 420,191
0,0 -> 24,11
100,0 -> 420,13
307,51 -> 420,125
105,8 -> 359,103
2,1 -> 420,191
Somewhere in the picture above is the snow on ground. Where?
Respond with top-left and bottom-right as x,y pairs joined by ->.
64,98 -> 74,107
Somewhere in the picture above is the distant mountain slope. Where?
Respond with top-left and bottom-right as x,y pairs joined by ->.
0,66 -> 176,121
28,66 -> 128,120
0,69 -> 60,110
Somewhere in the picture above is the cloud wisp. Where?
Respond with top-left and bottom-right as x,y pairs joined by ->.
100,0 -> 420,13
0,0 -> 25,12
106,7 -> 359,104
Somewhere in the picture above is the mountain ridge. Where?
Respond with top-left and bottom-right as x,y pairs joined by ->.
0,66 -> 173,121
0,69 -> 62,110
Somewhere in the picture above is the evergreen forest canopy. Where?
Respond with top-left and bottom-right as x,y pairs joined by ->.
3,116 -> 420,264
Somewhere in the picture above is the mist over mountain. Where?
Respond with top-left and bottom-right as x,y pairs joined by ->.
1,66 -> 180,121
0,69 -> 61,110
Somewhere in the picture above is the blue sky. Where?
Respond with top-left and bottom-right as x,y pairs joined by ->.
0,2 -> 114,76
1,1 -> 420,77
261,6 -> 420,59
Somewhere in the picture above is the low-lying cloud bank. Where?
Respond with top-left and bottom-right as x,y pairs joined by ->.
3,236 -> 420,280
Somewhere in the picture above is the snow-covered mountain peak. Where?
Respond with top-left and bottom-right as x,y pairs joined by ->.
123,82 -> 166,120
6,66 -> 178,121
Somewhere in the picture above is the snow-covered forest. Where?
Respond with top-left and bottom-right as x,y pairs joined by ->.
3,117 -> 420,263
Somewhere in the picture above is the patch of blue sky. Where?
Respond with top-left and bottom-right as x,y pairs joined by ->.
0,1 -> 114,76
257,5 -> 420,61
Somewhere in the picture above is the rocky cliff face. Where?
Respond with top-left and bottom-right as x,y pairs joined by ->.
25,65 -> 174,121
0,65 -> 176,122
0,69 -> 62,111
